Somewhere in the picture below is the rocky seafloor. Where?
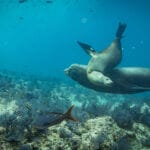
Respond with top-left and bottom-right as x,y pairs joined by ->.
0,70 -> 150,150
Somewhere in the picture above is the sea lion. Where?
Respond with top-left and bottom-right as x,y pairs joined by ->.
108,67 -> 150,89
64,64 -> 150,94
86,70 -> 113,87
77,23 -> 126,87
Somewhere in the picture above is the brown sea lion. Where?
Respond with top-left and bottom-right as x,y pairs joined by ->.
64,64 -> 150,94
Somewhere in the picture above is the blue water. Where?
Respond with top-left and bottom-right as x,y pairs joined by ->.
0,0 -> 150,78
0,1 -> 150,148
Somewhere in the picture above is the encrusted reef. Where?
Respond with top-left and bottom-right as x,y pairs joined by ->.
1,116 -> 149,150
31,117 -> 150,150
0,116 -> 150,150
40,117 -> 121,150
0,70 -> 150,150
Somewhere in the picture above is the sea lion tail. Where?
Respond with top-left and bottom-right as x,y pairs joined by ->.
116,22 -> 127,39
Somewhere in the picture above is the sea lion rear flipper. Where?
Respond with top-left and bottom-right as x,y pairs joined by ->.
130,85 -> 150,90
116,22 -> 127,39
117,80 -> 150,90
77,41 -> 96,56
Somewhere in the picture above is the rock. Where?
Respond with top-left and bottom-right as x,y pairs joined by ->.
0,126 -> 5,134
112,109 -> 133,129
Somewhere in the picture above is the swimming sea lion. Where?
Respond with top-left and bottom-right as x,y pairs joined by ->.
65,22 -> 150,94
77,22 -> 126,72
107,67 -> 150,89
64,64 -> 150,94
77,23 -> 126,87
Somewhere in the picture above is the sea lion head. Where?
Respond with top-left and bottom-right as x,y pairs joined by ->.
87,71 -> 114,87
103,76 -> 114,86
64,64 -> 87,82
65,64 -> 113,87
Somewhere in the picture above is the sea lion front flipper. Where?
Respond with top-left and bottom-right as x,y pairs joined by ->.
77,41 -> 96,56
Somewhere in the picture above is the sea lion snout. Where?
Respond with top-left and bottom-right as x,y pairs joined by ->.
64,64 -> 79,75
64,64 -> 84,79
64,68 -> 69,75
104,77 -> 114,87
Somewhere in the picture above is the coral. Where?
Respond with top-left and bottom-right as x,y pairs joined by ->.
132,122 -> 150,149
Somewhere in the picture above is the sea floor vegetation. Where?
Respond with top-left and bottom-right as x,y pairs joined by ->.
0,70 -> 150,150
